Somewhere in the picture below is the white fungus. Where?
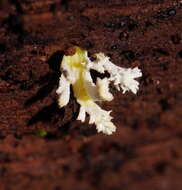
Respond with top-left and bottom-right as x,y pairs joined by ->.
56,46 -> 142,135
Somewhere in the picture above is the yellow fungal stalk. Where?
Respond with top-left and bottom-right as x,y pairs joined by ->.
56,46 -> 142,135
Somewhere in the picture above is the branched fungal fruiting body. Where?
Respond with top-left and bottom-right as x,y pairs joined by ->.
56,46 -> 142,135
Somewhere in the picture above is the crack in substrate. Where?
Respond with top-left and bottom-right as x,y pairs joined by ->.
25,50 -> 79,132
25,51 -> 64,106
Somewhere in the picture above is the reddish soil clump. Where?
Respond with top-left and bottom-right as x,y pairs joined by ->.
0,0 -> 182,189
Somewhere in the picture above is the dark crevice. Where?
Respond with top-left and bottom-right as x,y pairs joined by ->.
35,73 -> 53,85
154,8 -> 176,19
121,50 -> 140,62
79,143 -> 92,164
147,114 -> 160,131
3,14 -> 28,44
140,72 -> 150,86
24,72 -> 60,106
120,145 -> 136,160
171,34 -> 181,45
83,40 -> 94,49
0,167 -> 6,177
3,14 -> 24,34
0,152 -> 10,163
127,20 -> 138,31
74,125 -> 97,137
10,0 -> 23,14
177,50 -> 182,58
60,0 -> 69,11
155,161 -> 169,174
90,69 -> 110,84
159,61 -> 170,71
20,81 -> 33,90
131,120 -> 139,130
145,21 -> 153,28
59,103 -> 79,131
0,43 -> 6,54
110,44 -> 119,51
24,37 -> 54,46
50,3 -> 57,12
20,73 -> 52,91
47,51 -> 64,72
57,121 -> 71,135
153,48 -> 170,56
104,22 -> 125,29
25,51 -> 64,106
27,102 -> 64,125
159,98 -> 171,111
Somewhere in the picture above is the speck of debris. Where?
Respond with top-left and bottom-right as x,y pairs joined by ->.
167,9 -> 176,16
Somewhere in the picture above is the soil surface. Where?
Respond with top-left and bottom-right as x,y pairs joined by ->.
0,0 -> 182,190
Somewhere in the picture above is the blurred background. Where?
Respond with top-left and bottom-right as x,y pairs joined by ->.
0,0 -> 10,9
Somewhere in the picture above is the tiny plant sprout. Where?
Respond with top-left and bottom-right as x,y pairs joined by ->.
56,46 -> 142,135
35,129 -> 47,137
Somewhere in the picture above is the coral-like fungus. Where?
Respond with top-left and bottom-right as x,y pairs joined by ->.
56,46 -> 142,135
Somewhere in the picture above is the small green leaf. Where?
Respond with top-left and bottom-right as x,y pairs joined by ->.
35,129 -> 47,137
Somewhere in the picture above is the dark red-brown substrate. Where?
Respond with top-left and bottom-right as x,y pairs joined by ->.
0,0 -> 182,189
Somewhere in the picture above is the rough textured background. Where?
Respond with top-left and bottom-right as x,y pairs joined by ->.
0,0 -> 182,189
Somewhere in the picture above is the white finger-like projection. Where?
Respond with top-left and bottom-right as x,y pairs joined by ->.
56,46 -> 142,135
